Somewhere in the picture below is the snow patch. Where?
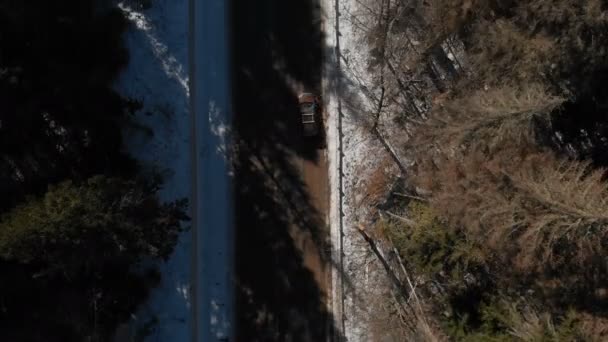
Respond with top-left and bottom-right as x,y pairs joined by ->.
115,0 -> 191,340
323,0 -> 396,340
118,2 -> 189,95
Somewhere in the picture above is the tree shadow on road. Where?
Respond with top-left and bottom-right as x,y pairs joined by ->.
231,0 -> 345,340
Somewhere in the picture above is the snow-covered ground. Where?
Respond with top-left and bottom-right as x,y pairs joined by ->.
114,0 -> 191,340
321,0 -> 343,338
323,0 -> 395,340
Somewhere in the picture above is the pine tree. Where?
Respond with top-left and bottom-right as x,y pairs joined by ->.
0,176 -> 188,341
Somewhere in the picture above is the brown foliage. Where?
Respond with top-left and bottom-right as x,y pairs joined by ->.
466,19 -> 558,86
357,0 -> 608,337
411,84 -> 564,159
421,0 -> 482,47
416,150 -> 608,275
462,0 -> 608,90
578,312 -> 608,341
356,155 -> 398,210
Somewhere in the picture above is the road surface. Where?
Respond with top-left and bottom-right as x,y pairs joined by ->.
190,0 -> 338,340
231,0 -> 339,340
297,152 -> 330,292
190,0 -> 234,341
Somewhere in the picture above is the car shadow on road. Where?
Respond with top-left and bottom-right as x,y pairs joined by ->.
231,0 -> 345,340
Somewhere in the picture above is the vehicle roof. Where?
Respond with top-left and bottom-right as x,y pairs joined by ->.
298,93 -> 316,102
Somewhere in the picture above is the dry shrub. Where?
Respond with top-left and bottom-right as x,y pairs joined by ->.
458,0 -> 608,88
476,299 -> 592,341
406,304 -> 446,342
501,302 -> 565,341
367,288 -> 444,342
517,0 -> 608,33
356,155 -> 398,209
366,286 -> 410,341
466,18 -> 558,86
367,285 -> 446,342
577,312 -> 608,341
420,150 -> 608,275
405,0 -> 495,50
515,0 -> 608,85
506,154 -> 608,270
415,0 -> 470,46
411,84 -> 564,158
462,0 -> 608,91
360,0 -> 482,72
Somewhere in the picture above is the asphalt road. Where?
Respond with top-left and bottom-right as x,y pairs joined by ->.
190,0 -> 234,341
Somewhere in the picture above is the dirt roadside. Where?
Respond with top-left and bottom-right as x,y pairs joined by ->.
297,152 -> 330,288
232,0 -> 340,340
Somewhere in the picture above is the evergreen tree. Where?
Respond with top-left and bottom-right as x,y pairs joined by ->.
0,0 -> 138,211
0,176 -> 188,341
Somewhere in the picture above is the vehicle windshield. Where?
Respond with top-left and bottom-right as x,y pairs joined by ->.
300,102 -> 314,112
